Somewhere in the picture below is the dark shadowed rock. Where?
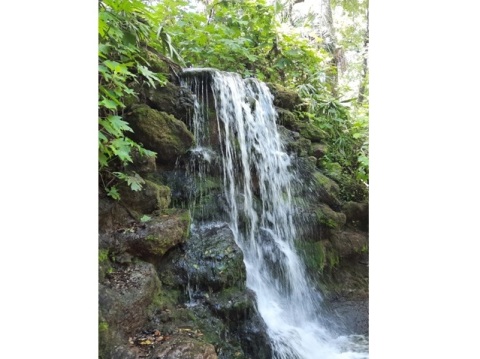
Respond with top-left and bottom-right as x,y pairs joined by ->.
180,222 -> 246,292
343,201 -> 369,231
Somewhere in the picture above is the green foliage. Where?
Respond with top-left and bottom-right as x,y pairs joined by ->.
99,249 -> 110,263
151,0 -> 331,87
99,0 -> 184,199
140,214 -> 152,223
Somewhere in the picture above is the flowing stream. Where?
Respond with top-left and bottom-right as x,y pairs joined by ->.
181,68 -> 368,359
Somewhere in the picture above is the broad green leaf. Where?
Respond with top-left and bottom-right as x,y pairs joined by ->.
107,186 -> 121,200
99,98 -> 118,110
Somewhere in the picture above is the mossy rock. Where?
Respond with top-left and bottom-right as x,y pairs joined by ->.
278,126 -> 311,157
276,108 -> 300,128
126,104 -> 194,165
310,171 -> 342,210
180,222 -> 246,292
330,229 -> 368,258
145,82 -> 195,123
315,203 -> 346,230
113,210 -> 191,259
299,122 -> 327,142
119,179 -> 171,218
144,49 -> 171,74
266,83 -> 301,110
310,143 -> 328,159
99,260 -> 162,353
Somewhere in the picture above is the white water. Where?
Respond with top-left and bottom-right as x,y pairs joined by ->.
181,68 -> 368,359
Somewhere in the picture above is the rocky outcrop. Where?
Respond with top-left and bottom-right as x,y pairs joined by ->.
99,69 -> 368,358
126,104 -> 194,165
99,261 -> 162,358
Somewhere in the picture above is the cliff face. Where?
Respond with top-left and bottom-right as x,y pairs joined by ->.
98,68 -> 368,359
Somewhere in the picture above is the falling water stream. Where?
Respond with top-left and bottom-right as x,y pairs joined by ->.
181,68 -> 368,359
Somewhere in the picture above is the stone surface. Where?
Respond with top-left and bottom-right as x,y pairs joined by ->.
267,83 -> 302,110
146,82 -> 195,123
117,210 -> 191,259
118,180 -> 171,218
179,222 -> 246,292
99,261 -> 162,359
343,201 -> 369,231
126,104 -> 194,165
150,335 -> 217,359
330,229 -> 368,258
310,143 -> 328,159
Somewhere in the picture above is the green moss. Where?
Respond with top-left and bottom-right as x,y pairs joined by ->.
99,321 -> 109,332
296,241 -> 326,273
99,249 -> 109,263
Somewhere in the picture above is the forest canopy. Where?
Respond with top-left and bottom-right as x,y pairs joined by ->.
98,0 -> 369,201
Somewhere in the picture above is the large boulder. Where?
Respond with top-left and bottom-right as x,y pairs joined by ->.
145,82 -> 195,123
179,222 -> 246,292
330,229 -> 368,258
116,210 -> 191,260
118,179 -> 171,218
267,83 -> 301,110
126,104 -> 194,165
99,261 -> 162,358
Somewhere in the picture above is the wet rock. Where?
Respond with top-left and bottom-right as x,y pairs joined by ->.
126,148 -> 157,175
126,104 -> 194,165
180,222 -> 246,292
278,126 -> 311,157
325,299 -> 369,336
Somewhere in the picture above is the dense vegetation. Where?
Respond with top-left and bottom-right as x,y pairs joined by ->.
98,0 -> 369,201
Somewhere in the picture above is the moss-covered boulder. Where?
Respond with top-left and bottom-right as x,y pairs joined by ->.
179,222 -> 246,292
316,203 -> 347,230
330,229 -> 368,258
267,83 -> 301,110
276,108 -> 326,142
312,171 -> 342,210
310,143 -> 328,159
278,126 -> 311,157
119,179 -> 171,218
111,210 -> 191,260
126,104 -> 194,165
99,261 -> 162,358
146,82 -> 195,123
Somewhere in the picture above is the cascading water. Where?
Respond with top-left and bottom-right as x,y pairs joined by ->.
181,68 -> 368,359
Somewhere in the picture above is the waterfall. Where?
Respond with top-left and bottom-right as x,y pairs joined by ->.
181,68 -> 368,359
